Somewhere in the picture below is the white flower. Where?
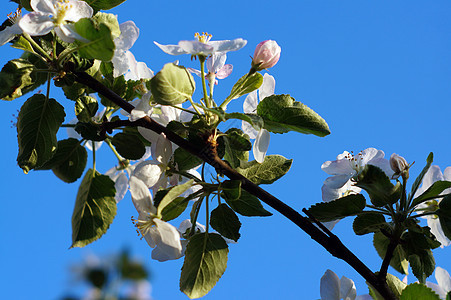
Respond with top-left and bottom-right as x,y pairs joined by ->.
129,176 -> 183,262
154,32 -> 247,56
320,269 -> 372,300
188,52 -> 233,85
0,9 -> 23,46
414,165 -> 451,247
321,148 -> 394,190
426,266 -> 451,299
125,280 -> 153,300
19,0 -> 93,43
112,21 -> 153,80
242,73 -> 275,163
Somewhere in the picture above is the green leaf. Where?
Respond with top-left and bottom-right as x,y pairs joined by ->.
11,36 -> 36,54
210,204 -> 241,242
160,196 -> 189,222
436,195 -> 451,241
224,72 -> 263,103
180,233 -> 228,299
93,12 -> 120,39
221,128 -> 250,168
256,94 -> 330,137
355,165 -> 402,207
408,152 -> 434,202
16,94 -> 66,173
63,82 -> 87,101
111,132 -> 146,160
71,169 -> 117,248
74,17 -> 115,61
224,190 -> 272,217
400,283 -> 441,300
411,181 -> 451,208
75,95 -> 99,122
37,138 -> 87,183
173,147 -> 203,172
222,180 -> 242,201
307,194 -> 366,222
224,113 -> 264,129
353,212 -> 387,235
367,272 -> 408,300
119,250 -> 148,280
156,180 -> 194,217
150,63 -> 195,105
373,232 -> 409,275
83,0 -> 126,11
0,59 -> 46,101
236,155 -> 292,185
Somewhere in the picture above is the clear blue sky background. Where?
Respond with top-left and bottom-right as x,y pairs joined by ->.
1,1 -> 451,299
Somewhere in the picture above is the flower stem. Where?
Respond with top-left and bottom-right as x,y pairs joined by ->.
199,56 -> 210,108
23,33 -> 52,62
106,139 -> 124,163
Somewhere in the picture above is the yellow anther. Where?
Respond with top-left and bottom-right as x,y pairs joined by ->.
194,32 -> 212,43
7,8 -> 22,23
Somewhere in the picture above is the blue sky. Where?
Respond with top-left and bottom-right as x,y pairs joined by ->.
1,1 -> 451,299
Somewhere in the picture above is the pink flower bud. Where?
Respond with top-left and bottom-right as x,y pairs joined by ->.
251,40 -> 281,71
390,153 -> 410,180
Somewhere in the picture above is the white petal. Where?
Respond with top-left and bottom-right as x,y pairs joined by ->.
112,50 -> 129,77
415,165 -> 445,198
259,73 -> 276,100
241,121 -> 258,139
129,176 -> 155,214
322,174 -> 353,190
85,141 -> 102,152
208,38 -> 247,53
253,129 -> 270,163
339,276 -> 357,300
323,220 -> 339,231
243,91 -> 258,114
113,172 -> 129,203
436,267 -> 451,294
55,24 -> 85,43
368,157 -> 394,178
31,0 -> 56,14
179,40 -> 214,55
208,53 -> 227,74
426,282 -> 447,300
152,133 -> 172,164
154,41 -> 187,55
19,12 -> 54,36
0,24 -> 23,46
135,61 -> 154,79
320,270 -> 341,300
115,21 -> 139,51
138,127 -> 161,145
216,64 -> 233,79
151,219 -> 183,262
321,155 -> 354,176
132,160 -> 164,188
64,0 -> 93,22
359,148 -> 383,165
444,167 -> 451,181
428,217 -> 451,247
130,93 -> 153,122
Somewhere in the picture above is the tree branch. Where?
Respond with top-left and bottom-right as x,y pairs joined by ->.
71,68 -> 397,300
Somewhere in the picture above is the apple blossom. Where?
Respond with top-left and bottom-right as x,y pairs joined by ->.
320,269 -> 371,300
112,21 -> 153,80
414,165 -> 451,247
251,40 -> 281,71
188,52 -> 233,85
19,0 -> 93,43
390,153 -> 410,180
154,32 -> 247,57
0,9 -> 23,46
242,73 -> 275,163
426,266 -> 451,299
129,176 -> 183,262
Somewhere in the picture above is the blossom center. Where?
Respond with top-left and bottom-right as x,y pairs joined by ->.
53,0 -> 72,25
7,8 -> 22,24
194,32 -> 212,44
132,214 -> 155,239
345,151 -> 365,174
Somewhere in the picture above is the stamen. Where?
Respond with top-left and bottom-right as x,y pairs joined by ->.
7,8 -> 22,24
194,32 -> 212,43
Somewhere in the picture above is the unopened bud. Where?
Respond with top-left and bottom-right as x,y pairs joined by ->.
390,153 -> 410,180
251,40 -> 281,72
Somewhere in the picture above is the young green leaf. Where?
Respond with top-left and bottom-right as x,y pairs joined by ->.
355,165 -> 401,207
408,152 -> 434,203
221,129 -> 251,169
307,194 -> 366,222
71,169 -> 117,248
223,190 -> 272,217
411,181 -> 451,208
256,94 -> 330,137
180,233 -> 228,299
150,63 -> 195,105
93,12 -> 120,38
74,17 -> 115,61
353,212 -> 387,235
210,204 -> 241,242
222,180 -> 242,201
236,155 -> 292,185
224,72 -> 263,104
36,138 -> 87,183
75,95 -> 99,122
373,232 -> 409,275
173,147 -> 203,172
111,132 -> 146,160
400,283 -> 441,300
16,94 -> 66,173
11,36 -> 36,54
156,179 -> 194,217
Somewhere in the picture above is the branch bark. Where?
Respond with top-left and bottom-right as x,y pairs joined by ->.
71,68 -> 398,300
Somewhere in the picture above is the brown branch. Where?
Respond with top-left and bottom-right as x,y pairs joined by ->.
71,67 -> 397,300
